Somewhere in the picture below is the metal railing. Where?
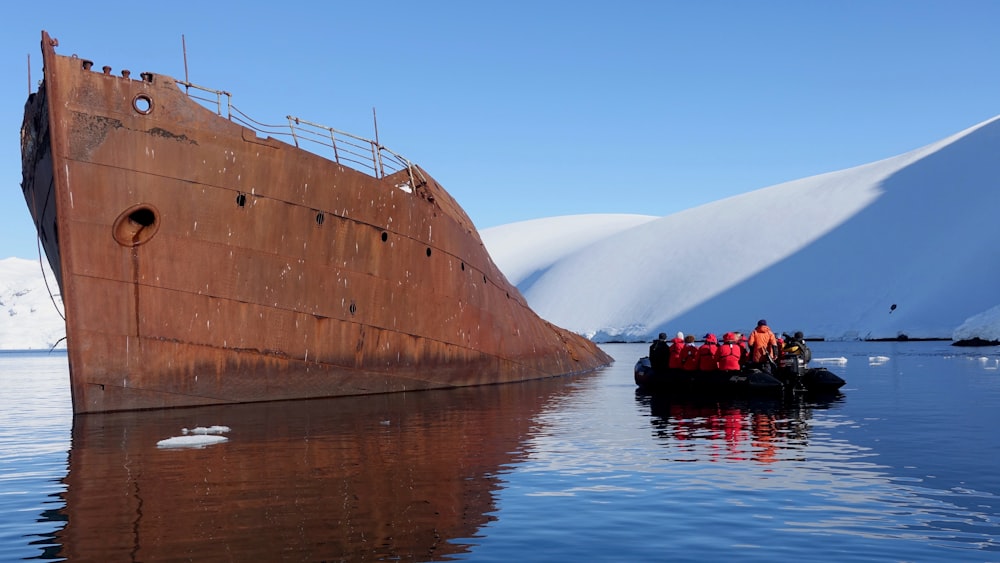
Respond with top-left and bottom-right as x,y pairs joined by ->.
176,80 -> 421,187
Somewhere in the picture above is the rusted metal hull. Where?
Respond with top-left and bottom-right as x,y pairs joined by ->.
20,31 -> 611,414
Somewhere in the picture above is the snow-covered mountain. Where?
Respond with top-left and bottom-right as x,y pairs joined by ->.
4,114 -> 1000,349
0,257 -> 65,350
482,115 -> 1000,343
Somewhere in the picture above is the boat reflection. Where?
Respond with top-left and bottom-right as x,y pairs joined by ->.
56,376 -> 579,561
636,390 -> 844,464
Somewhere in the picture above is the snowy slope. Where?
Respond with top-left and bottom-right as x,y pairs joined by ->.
483,115 -> 1000,342
0,257 -> 65,349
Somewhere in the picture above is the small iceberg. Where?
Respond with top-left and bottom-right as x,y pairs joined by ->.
157,425 -> 231,449
868,355 -> 890,366
812,356 -> 848,366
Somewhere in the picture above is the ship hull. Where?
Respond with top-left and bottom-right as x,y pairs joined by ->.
20,32 -> 611,413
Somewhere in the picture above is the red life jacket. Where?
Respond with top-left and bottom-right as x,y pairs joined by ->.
697,343 -> 718,371
668,339 -> 686,369
682,344 -> 700,371
716,342 -> 742,371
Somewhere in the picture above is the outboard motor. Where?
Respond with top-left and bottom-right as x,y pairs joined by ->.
779,354 -> 806,378
778,352 -> 808,391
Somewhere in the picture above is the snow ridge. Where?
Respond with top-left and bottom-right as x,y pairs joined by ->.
483,115 -> 1000,342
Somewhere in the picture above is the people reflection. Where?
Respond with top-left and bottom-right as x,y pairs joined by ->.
639,393 -> 825,464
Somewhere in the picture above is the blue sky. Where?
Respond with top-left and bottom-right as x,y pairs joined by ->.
3,1 -> 1000,259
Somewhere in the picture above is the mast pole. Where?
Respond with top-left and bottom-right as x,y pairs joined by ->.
182,35 -> 189,91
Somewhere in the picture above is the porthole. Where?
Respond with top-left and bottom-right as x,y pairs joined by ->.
349,301 -> 357,315
113,204 -> 160,247
316,212 -> 325,226
132,94 -> 153,115
236,193 -> 247,207
381,232 -> 388,242
426,247 -> 432,257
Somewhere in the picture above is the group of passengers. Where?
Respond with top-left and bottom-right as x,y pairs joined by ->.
648,319 -> 808,374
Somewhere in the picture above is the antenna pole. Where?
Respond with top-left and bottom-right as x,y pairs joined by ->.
182,35 -> 189,86
373,107 -> 384,177
27,53 -> 31,95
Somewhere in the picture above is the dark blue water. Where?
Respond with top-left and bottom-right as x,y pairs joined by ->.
1,342 -> 998,561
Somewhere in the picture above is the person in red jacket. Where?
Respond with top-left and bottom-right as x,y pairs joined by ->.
667,332 -> 686,369
736,332 -> 750,368
748,319 -> 779,372
681,334 -> 700,371
697,333 -> 719,371
716,332 -> 742,371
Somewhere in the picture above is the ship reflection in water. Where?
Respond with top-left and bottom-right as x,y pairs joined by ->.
56,375 -> 579,561
635,390 -> 845,464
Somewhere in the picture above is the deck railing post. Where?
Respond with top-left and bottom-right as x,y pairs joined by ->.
287,116 -> 301,148
328,130 -> 340,164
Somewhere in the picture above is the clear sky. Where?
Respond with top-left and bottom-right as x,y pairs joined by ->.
3,1 -> 1000,259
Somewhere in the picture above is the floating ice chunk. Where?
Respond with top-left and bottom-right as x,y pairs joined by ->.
183,425 -> 231,435
158,425 -> 231,448
157,435 -> 228,449
868,355 -> 890,366
813,357 -> 848,365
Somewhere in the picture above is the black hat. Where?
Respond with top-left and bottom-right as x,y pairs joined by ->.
658,332 -> 667,340
757,319 -> 767,327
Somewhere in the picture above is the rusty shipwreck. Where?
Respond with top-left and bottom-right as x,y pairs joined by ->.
20,31 -> 612,414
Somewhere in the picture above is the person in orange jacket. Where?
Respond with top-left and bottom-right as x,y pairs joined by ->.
697,333 -> 719,371
748,319 -> 778,372
715,332 -> 742,371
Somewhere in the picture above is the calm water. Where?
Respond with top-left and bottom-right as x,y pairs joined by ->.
1,342 -> 999,562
